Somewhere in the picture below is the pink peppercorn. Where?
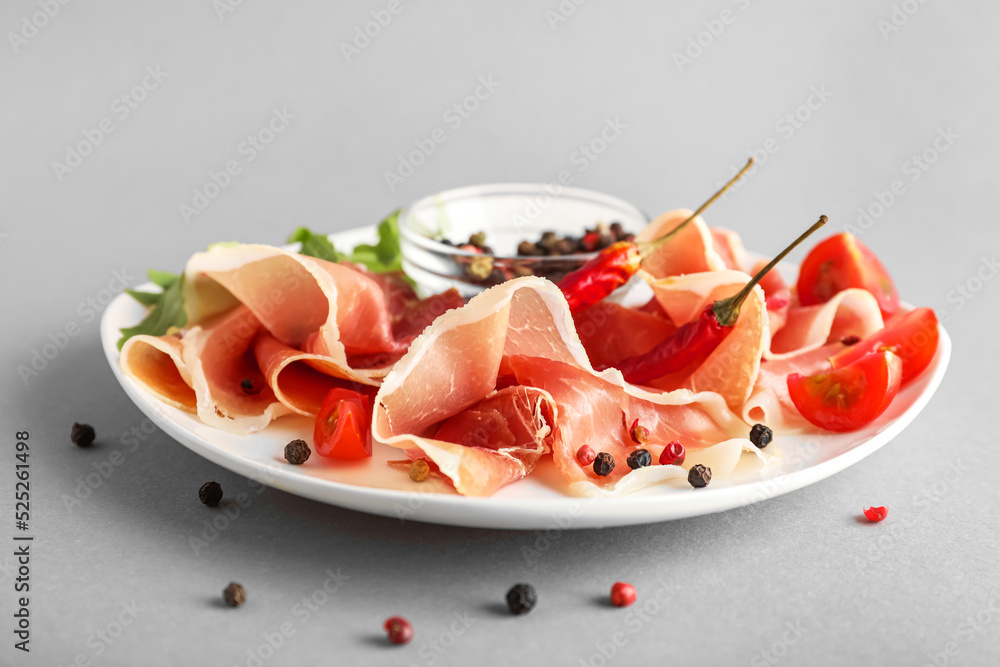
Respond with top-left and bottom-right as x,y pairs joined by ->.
384,616 -> 413,645
576,445 -> 596,465
658,441 -> 686,466
610,582 -> 637,607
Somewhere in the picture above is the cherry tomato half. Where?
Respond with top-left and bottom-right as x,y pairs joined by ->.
831,307 -> 939,386
313,388 -> 372,459
787,351 -> 902,432
797,233 -> 900,319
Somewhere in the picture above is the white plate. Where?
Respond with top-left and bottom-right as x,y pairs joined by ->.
101,228 -> 951,529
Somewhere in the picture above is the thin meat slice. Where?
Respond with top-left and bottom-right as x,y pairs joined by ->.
374,277 -> 771,497
572,301 -> 677,370
711,227 -> 749,271
743,342 -> 842,431
252,330 -> 377,416
750,258 -> 792,336
642,270 -> 769,412
183,243 -> 461,382
769,288 -> 883,358
180,306 -> 290,433
119,334 -> 196,411
637,209 -> 728,279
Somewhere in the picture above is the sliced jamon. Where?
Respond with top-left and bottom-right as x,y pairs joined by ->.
373,277 -> 769,497
711,227 -> 749,271
118,334 -> 196,411
637,209 -> 728,279
180,306 -> 290,433
750,258 -> 791,336
768,288 -> 883,359
572,301 -> 677,370
743,342 -> 842,431
183,243 -> 461,382
642,270 -> 769,412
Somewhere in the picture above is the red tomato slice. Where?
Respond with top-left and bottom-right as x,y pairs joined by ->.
796,233 -> 900,319
787,351 -> 902,432
830,307 -> 939,386
313,388 -> 372,459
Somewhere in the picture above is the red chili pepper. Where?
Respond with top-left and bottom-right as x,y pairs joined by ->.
863,506 -> 888,522
557,158 -> 756,314
602,216 -> 828,385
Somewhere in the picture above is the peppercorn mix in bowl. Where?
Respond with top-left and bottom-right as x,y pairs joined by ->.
399,183 -> 648,298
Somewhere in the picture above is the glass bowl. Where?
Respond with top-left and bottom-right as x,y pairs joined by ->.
400,183 -> 649,298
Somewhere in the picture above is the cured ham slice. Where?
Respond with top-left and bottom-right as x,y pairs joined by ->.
768,288 -> 883,358
120,243 -> 462,433
572,301 -> 677,369
181,306 -> 290,433
750,258 -> 791,336
711,227 -> 749,271
184,243 -> 460,382
642,270 -> 769,412
118,334 -> 196,411
743,343 -> 842,431
637,209 -> 728,278
374,277 -> 771,497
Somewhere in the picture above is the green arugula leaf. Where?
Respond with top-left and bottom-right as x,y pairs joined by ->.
286,227 -> 346,263
117,271 -> 188,350
288,209 -> 404,274
345,209 -> 404,273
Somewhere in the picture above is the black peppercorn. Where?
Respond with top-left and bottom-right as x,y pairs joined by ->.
199,481 -> 223,507
284,439 -> 311,465
240,378 -> 262,394
593,452 -> 615,476
841,335 -> 861,346
749,424 -> 773,449
506,583 -> 537,615
626,449 -> 652,469
688,464 -> 712,488
71,422 -> 95,448
223,582 -> 246,607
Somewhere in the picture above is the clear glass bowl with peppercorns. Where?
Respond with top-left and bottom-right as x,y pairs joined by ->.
399,183 -> 649,298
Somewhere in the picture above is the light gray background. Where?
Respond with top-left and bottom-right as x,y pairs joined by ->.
2,1 -> 998,665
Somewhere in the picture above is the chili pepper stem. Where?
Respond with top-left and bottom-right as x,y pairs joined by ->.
713,215 -> 828,327
638,157 -> 756,258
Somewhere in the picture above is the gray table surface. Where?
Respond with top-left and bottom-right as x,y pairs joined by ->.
2,1 -> 998,665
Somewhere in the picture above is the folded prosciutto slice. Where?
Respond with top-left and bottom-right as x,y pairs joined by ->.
641,269 -> 769,413
637,209 -> 728,278
374,277 -> 774,497
119,243 -> 462,434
